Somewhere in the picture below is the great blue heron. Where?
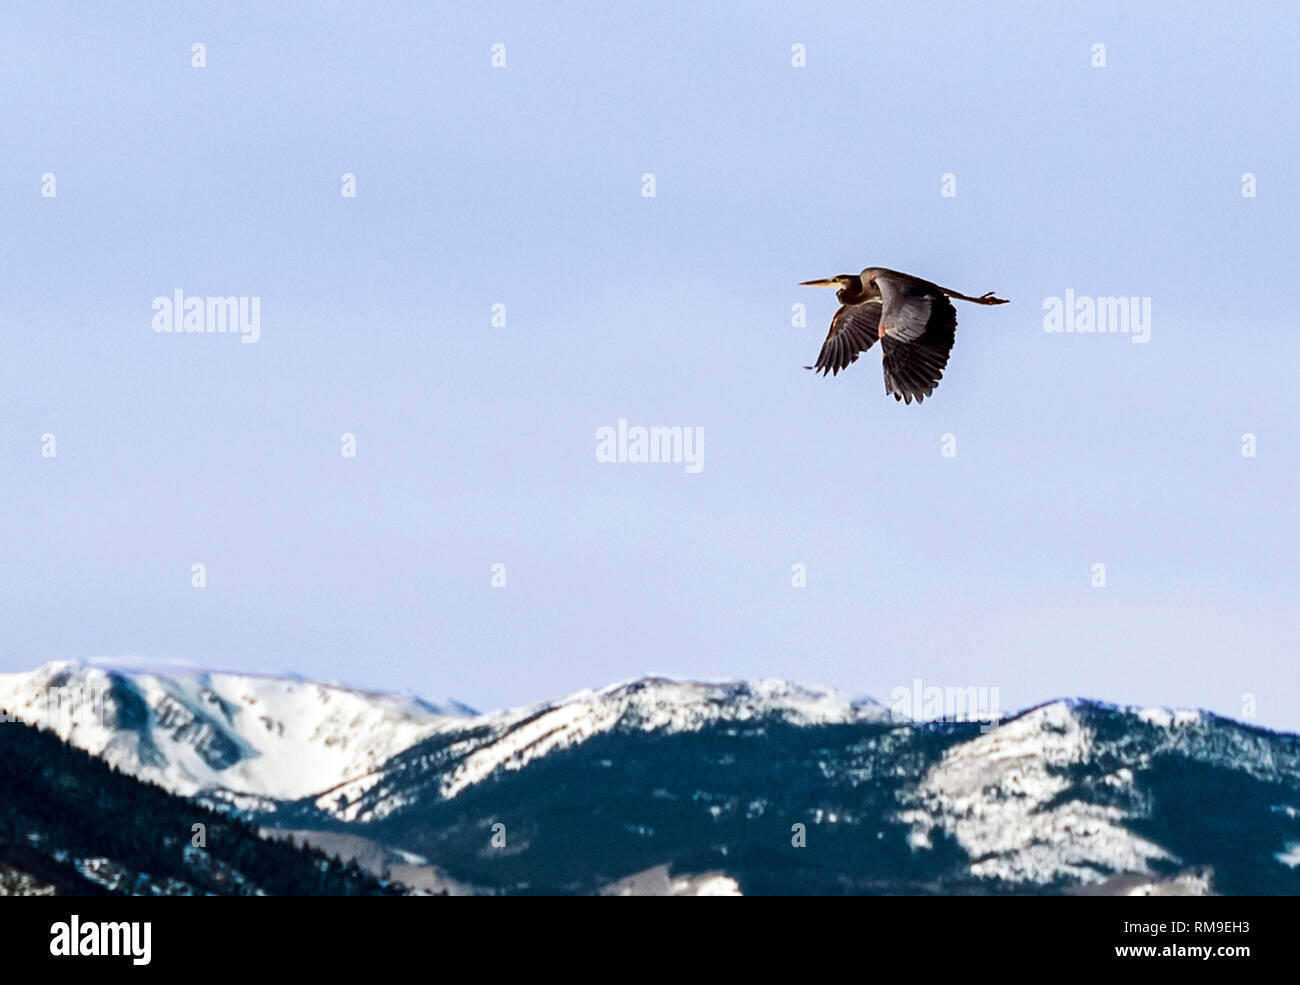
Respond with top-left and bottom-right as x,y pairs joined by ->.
801,267 -> 1008,404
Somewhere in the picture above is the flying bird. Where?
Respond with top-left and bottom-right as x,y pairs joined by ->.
801,267 -> 1008,404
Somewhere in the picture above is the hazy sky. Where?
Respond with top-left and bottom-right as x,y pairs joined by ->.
3,2 -> 1298,729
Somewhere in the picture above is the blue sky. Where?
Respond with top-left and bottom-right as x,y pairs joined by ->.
3,2 -> 1298,728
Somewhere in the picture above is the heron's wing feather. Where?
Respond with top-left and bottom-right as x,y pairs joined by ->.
805,300 -> 881,376
875,271 -> 948,341
879,291 -> 957,405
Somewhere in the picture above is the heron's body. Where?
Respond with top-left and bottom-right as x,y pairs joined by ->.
801,267 -> 1008,404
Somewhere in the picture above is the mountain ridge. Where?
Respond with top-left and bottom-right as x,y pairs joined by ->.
0,660 -> 472,799
5,660 -> 1299,895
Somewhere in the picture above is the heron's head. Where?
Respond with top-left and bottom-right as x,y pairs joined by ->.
800,273 -> 865,305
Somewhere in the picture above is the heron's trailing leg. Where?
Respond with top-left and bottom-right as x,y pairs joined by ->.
942,288 -> 1010,305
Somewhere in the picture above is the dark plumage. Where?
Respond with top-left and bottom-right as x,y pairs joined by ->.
801,267 -> 1008,404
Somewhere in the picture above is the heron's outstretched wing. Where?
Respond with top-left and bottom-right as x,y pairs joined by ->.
804,300 -> 882,376
875,273 -> 957,404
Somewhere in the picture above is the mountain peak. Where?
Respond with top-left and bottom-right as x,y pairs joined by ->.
0,661 -> 473,800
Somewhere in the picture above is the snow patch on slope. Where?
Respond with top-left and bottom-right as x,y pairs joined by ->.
0,661 -> 472,799
898,700 -> 1177,885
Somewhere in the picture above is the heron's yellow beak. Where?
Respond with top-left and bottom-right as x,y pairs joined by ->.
799,277 -> 842,288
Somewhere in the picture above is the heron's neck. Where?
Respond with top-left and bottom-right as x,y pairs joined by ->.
837,277 -> 866,305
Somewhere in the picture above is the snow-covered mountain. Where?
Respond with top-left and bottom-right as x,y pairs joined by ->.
0,661 -> 474,799
5,661 -> 1300,895
898,701 -> 1206,884
315,677 -> 892,818
279,689 -> 1300,895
